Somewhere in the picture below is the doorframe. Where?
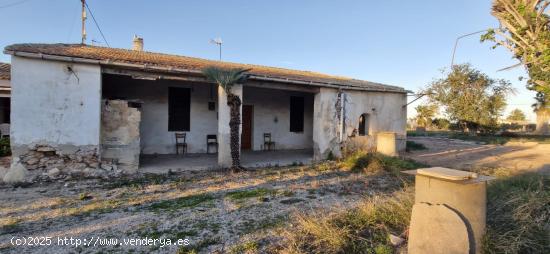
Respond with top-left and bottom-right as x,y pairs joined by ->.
241,104 -> 254,150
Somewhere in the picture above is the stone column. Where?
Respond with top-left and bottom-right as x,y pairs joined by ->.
217,84 -> 243,167
312,87 -> 341,160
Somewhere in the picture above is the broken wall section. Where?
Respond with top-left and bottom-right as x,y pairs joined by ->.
101,100 -> 141,173
4,57 -> 103,183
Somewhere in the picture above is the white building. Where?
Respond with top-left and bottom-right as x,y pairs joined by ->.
3,42 -> 407,180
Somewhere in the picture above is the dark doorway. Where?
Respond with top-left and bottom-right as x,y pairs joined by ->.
359,113 -> 369,136
0,97 -> 9,124
241,105 -> 253,150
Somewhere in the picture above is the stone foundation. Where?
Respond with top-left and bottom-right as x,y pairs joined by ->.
19,145 -> 99,171
4,144 -> 117,183
4,143 -> 132,183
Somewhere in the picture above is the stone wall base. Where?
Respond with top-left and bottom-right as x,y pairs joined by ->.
5,144 -> 122,183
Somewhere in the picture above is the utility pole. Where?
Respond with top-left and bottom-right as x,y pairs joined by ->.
81,0 -> 87,44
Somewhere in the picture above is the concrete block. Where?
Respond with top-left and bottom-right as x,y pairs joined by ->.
377,132 -> 397,156
408,203 -> 470,254
406,167 -> 492,254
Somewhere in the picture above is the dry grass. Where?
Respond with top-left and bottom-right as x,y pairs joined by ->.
280,188 -> 414,254
482,173 -> 550,254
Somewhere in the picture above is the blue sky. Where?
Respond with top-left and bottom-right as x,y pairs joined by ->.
0,0 -> 536,120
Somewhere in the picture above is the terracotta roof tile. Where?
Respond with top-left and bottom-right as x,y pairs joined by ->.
0,62 -> 9,80
4,43 -> 405,92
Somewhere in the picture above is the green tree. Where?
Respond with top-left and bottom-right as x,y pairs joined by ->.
426,64 -> 513,134
415,104 -> 438,128
507,108 -> 527,121
481,0 -> 550,114
202,67 -> 250,172
431,118 -> 451,130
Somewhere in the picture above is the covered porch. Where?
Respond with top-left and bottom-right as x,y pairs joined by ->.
139,149 -> 313,173
100,69 -> 317,171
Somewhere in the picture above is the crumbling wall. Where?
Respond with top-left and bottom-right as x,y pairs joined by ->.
4,57 -> 104,183
312,88 -> 342,160
313,88 -> 408,160
101,100 -> 141,173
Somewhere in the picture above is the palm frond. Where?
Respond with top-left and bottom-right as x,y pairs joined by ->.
202,66 -> 251,93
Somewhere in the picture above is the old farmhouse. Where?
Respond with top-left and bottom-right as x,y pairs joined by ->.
3,41 -> 407,181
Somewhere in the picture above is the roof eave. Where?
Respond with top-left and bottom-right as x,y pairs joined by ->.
4,49 -> 407,93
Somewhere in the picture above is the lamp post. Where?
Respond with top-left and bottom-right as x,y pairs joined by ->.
450,29 -> 491,67
210,38 -> 223,61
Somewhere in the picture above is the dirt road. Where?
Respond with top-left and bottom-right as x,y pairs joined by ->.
406,137 -> 550,175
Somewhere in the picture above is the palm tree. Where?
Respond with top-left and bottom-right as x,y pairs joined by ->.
533,93 -> 550,134
202,66 -> 250,172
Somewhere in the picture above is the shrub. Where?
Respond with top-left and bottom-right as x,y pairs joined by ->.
405,141 -> 427,151
0,137 -> 10,156
340,152 -> 426,176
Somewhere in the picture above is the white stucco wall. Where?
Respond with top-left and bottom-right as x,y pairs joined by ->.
344,90 -> 407,137
102,75 -> 218,154
10,56 -> 102,149
243,86 -> 314,151
313,87 -> 407,159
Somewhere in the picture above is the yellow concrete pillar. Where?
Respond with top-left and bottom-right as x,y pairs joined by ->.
376,132 -> 397,156
405,167 -> 494,254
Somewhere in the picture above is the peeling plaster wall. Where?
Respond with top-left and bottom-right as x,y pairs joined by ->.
313,87 -> 407,160
313,88 -> 341,159
10,56 -> 101,156
243,86 -> 314,150
101,100 -> 141,172
102,74 -> 218,154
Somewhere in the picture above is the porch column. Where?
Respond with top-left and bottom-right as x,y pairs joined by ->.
217,84 -> 243,167
313,87 -> 341,160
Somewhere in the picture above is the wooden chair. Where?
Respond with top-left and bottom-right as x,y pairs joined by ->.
263,133 -> 276,151
206,134 -> 218,154
175,133 -> 187,155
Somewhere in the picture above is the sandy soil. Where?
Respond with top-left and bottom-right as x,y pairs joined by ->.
0,162 -> 400,254
406,137 -> 550,175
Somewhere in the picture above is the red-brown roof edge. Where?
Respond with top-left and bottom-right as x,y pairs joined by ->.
4,43 -> 406,93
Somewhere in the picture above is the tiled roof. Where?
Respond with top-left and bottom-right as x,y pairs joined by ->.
0,62 -> 9,80
4,43 -> 405,92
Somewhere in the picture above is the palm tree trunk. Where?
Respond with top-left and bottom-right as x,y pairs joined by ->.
227,93 -> 243,172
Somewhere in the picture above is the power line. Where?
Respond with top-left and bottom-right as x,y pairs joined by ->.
84,1 -> 110,47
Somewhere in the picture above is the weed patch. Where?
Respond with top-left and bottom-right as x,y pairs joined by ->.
149,193 -> 215,212
281,188 -> 414,253
341,152 -> 425,176
230,240 -> 258,254
225,188 -> 277,200
483,173 -> 550,253
406,140 -> 427,151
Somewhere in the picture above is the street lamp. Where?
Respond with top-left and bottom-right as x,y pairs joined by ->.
210,38 -> 223,61
450,29 -> 491,66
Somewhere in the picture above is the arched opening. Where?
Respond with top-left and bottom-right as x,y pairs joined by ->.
358,113 -> 369,136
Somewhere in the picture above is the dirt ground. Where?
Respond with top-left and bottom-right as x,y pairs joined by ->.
0,162 -> 400,254
406,137 -> 550,175
2,137 -> 547,253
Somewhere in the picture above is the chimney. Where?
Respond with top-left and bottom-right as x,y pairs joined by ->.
132,35 -> 143,51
